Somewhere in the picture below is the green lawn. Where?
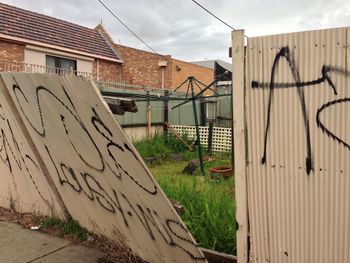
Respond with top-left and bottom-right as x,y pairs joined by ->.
150,160 -> 236,255
134,133 -> 236,255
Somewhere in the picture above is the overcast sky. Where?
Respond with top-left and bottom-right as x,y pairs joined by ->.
2,0 -> 350,62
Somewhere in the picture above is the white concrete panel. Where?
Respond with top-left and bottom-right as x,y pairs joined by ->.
0,73 -> 206,263
0,77 -> 66,218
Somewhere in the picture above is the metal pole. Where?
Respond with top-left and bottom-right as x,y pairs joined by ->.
163,90 -> 169,135
190,78 -> 204,176
207,122 -> 214,156
147,91 -> 151,139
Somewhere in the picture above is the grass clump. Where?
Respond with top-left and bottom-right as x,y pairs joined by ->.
61,218 -> 89,240
150,161 -> 236,255
41,216 -> 89,241
133,133 -> 171,159
134,133 -> 193,160
164,132 -> 193,153
41,217 -> 62,228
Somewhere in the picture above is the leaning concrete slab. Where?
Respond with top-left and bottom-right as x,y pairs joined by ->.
0,73 -> 206,263
0,77 -> 66,218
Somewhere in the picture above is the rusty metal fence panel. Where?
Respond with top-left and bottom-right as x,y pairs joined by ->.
241,27 -> 350,263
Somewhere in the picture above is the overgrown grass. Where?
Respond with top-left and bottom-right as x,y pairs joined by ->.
164,132 -> 194,153
134,133 -> 235,254
41,216 -> 89,240
134,133 -> 170,159
150,161 -> 236,255
134,133 -> 193,160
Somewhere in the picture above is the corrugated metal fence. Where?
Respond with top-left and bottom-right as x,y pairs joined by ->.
233,27 -> 350,263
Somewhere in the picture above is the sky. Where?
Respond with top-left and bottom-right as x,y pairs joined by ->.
2,0 -> 350,63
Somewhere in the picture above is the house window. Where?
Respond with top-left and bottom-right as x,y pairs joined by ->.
46,55 -> 77,75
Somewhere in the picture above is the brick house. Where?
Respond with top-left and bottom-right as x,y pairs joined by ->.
0,2 -> 123,82
102,27 -> 214,93
0,2 -> 214,93
114,42 -> 214,92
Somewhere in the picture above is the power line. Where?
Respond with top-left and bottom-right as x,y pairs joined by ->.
192,0 -> 248,38
192,0 -> 236,30
97,0 -> 164,58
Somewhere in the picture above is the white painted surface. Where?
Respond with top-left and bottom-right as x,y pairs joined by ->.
77,60 -> 93,74
231,30 -> 249,263
24,49 -> 45,66
25,47 -> 93,73
171,125 -> 232,152
123,126 -> 163,141
0,73 -> 206,263
0,77 -> 66,219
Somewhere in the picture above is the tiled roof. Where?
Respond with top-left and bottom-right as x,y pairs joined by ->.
0,3 -> 120,61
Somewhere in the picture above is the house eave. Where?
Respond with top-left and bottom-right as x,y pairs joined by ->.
0,33 -> 124,64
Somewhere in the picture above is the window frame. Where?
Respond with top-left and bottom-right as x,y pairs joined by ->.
46,55 -> 77,75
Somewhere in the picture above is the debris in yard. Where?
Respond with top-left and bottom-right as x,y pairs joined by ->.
30,226 -> 40,230
165,122 -> 194,151
103,96 -> 138,115
209,165 -> 233,179
200,247 -> 237,263
87,235 -> 95,242
169,153 -> 184,162
170,199 -> 185,216
182,156 -> 216,175
182,160 -> 199,174
202,156 -> 216,162
143,156 -> 158,166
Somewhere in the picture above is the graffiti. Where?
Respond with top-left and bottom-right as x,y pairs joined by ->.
251,46 -> 350,174
0,99 -> 56,212
4,74 -> 205,262
12,80 -> 158,194
316,98 -> 350,150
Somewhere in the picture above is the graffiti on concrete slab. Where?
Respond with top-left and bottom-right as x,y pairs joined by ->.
0,86 -> 67,217
0,102 -> 45,199
2,73 -> 205,262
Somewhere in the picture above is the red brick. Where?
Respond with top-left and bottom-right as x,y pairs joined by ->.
92,59 -> 123,82
0,40 -> 25,62
115,44 -> 214,92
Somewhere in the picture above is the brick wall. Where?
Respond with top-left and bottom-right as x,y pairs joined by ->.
115,44 -> 172,89
170,59 -> 214,93
92,59 -> 123,82
0,40 -> 25,62
114,44 -> 214,93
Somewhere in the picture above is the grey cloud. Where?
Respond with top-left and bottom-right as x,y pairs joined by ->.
2,0 -> 350,62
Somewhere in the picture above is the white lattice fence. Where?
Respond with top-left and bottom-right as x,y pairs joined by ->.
171,125 -> 232,152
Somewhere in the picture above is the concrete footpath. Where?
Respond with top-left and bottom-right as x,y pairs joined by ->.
0,222 -> 104,263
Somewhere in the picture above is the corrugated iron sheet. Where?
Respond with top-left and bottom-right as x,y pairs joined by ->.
244,27 -> 350,263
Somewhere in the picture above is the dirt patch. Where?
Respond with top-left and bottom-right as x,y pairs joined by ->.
0,207 -> 147,263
